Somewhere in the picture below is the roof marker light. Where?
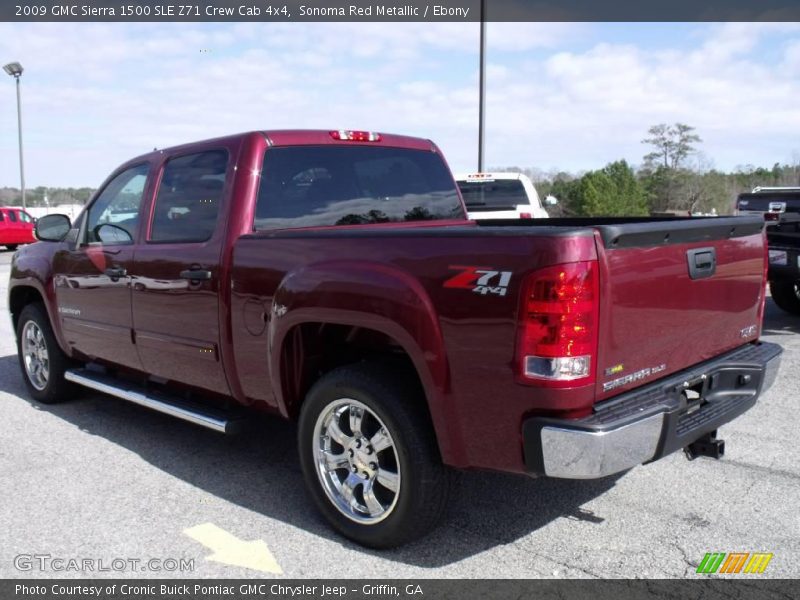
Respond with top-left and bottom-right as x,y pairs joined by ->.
330,130 -> 381,142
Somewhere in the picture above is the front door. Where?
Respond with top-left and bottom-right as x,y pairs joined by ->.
131,148 -> 231,395
53,163 -> 150,369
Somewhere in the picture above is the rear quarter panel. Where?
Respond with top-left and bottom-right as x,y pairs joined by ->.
229,228 -> 596,471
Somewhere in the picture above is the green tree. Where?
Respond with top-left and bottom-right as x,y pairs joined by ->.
641,123 -> 703,212
643,123 -> 702,170
575,160 -> 648,216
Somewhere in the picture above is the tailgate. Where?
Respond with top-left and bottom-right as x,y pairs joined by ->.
737,192 -> 800,217
594,216 -> 766,401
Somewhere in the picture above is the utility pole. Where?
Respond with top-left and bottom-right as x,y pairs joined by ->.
477,0 -> 486,172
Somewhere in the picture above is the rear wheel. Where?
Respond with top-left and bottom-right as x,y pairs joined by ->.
16,303 -> 77,404
5,244 -> 18,251
770,281 -> 800,315
298,363 -> 452,548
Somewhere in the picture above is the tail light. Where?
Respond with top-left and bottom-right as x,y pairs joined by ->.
519,212 -> 532,219
330,130 -> 381,142
757,234 -> 769,332
516,261 -> 599,387
764,212 -> 780,222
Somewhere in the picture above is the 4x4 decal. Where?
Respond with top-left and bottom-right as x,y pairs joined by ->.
444,265 -> 513,297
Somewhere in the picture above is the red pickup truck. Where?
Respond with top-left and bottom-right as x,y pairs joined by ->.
9,130 -> 781,548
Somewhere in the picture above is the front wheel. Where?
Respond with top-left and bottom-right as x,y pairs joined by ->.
16,303 -> 77,404
298,363 -> 452,548
770,281 -> 800,315
5,244 -> 18,251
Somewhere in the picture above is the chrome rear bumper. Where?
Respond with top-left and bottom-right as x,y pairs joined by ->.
523,342 -> 782,479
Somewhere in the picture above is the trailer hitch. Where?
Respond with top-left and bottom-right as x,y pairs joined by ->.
684,430 -> 725,461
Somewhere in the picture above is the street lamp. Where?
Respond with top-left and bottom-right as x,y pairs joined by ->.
477,0 -> 486,172
4,61 -> 26,210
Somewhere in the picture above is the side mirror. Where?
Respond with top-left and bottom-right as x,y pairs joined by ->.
35,214 -> 71,242
95,223 -> 133,244
544,195 -> 559,206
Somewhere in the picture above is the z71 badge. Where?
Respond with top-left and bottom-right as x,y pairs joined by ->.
444,265 -> 512,297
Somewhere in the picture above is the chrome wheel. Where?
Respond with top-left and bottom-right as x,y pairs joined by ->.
21,320 -> 49,391
312,399 -> 401,524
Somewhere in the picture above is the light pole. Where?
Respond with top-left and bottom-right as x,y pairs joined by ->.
477,0 -> 486,172
3,61 -> 26,210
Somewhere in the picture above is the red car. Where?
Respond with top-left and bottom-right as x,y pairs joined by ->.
0,206 -> 36,250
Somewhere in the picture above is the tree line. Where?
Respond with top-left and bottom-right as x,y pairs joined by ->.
2,125 -> 799,217
498,123 -> 800,216
0,186 -> 95,208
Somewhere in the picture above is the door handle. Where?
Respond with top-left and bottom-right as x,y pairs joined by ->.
180,268 -> 212,282
687,247 -> 716,280
104,267 -> 127,280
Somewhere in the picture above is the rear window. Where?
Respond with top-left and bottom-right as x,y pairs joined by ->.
458,179 -> 529,212
254,146 -> 462,229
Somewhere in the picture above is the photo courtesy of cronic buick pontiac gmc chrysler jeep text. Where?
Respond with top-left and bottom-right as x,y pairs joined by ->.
8,130 -> 781,547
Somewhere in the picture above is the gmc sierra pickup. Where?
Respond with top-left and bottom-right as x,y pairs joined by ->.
737,187 -> 800,315
9,130 -> 781,548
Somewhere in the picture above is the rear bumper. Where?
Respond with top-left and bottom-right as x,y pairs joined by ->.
523,342 -> 782,479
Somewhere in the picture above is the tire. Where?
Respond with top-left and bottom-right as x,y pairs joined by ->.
298,362 -> 452,548
16,303 -> 78,404
5,245 -> 18,251
769,281 -> 800,315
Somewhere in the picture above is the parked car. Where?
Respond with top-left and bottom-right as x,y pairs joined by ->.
0,206 -> 36,250
9,130 -> 781,548
455,172 -> 556,219
736,186 -> 800,314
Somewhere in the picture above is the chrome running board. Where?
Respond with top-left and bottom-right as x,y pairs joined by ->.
65,368 -> 241,434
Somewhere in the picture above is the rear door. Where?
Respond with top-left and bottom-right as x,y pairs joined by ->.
52,163 -> 150,368
16,209 -> 35,243
594,218 -> 766,401
131,146 -> 233,395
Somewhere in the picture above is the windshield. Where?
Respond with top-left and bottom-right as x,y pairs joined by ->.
458,179 -> 529,211
254,146 -> 464,229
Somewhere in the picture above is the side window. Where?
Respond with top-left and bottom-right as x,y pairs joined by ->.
149,150 -> 228,243
8,210 -> 17,222
0,211 -> 4,222
85,164 -> 149,244
19,211 -> 33,223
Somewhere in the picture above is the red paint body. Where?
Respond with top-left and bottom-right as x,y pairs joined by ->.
0,207 -> 36,247
8,131 -> 768,475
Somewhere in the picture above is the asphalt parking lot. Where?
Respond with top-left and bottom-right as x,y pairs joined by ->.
0,247 -> 798,579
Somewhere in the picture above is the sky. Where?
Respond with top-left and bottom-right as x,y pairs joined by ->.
1,21 -> 799,187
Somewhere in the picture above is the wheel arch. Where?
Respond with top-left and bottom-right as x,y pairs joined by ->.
267,260 -> 459,465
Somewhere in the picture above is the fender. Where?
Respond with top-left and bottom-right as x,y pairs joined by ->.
268,260 -> 460,463
8,245 -> 73,357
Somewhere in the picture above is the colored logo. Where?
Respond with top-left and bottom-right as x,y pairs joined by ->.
696,552 -> 773,574
444,265 -> 512,297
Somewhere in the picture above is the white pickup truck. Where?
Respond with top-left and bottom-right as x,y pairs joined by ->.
455,172 -> 556,220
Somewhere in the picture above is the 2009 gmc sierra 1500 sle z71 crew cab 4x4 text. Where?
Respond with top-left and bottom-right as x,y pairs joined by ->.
9,130 -> 782,547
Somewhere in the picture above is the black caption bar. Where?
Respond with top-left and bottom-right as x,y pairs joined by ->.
4,0 -> 800,22
3,579 -> 797,600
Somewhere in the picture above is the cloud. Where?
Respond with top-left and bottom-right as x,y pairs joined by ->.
0,22 -> 797,187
